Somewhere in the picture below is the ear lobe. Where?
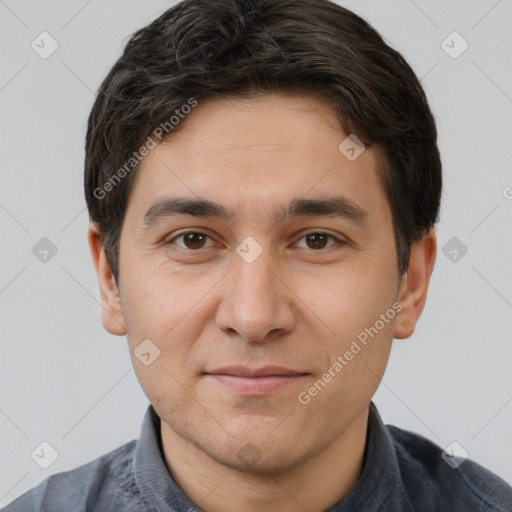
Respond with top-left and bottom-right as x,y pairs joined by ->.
393,229 -> 437,339
87,223 -> 126,336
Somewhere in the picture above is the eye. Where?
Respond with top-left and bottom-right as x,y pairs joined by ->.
295,232 -> 343,250
166,230 -> 344,252
168,231 -> 215,250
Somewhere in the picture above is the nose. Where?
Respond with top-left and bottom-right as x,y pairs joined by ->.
215,248 -> 297,343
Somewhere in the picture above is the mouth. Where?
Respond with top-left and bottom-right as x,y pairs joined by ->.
203,366 -> 309,395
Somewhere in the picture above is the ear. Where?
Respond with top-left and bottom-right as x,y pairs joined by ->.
87,222 -> 126,336
394,228 -> 437,339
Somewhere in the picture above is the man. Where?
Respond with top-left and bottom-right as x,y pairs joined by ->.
4,0 -> 511,511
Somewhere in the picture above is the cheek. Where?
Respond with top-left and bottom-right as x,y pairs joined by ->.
121,264 -> 211,336
303,262 -> 397,335
299,263 -> 397,394
120,265 -> 229,381
300,319 -> 394,417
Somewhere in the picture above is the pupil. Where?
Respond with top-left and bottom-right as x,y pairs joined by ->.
307,234 -> 327,249
185,233 -> 205,249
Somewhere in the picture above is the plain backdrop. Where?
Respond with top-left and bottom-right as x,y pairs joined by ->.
1,0 -> 511,506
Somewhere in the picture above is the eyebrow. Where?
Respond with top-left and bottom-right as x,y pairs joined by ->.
142,196 -> 368,228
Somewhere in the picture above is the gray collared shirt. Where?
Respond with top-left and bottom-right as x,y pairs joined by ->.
3,402 -> 511,511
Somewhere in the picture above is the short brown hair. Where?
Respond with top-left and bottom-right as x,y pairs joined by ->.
84,0 -> 442,284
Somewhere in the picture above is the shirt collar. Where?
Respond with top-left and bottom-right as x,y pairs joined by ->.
133,402 -> 402,511
133,405 -> 199,511
326,401 -> 404,511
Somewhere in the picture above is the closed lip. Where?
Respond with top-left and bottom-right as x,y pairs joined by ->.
204,366 -> 308,377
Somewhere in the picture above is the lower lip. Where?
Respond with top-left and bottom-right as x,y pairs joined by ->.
205,374 -> 307,395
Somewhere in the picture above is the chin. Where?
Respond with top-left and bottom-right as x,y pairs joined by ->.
210,443 -> 309,475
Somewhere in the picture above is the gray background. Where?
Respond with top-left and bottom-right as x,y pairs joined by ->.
1,0 -> 511,506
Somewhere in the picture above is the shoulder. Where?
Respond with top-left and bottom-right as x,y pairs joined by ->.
1,440 -> 138,512
387,424 -> 512,511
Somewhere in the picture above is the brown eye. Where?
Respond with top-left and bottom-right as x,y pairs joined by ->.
170,232 -> 214,250
296,232 -> 341,250
306,233 -> 328,249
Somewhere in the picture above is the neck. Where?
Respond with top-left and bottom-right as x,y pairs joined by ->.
160,407 -> 369,512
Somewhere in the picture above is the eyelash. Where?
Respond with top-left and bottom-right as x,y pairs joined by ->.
166,230 -> 344,251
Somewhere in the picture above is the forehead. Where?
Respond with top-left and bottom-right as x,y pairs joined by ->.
126,92 -> 390,226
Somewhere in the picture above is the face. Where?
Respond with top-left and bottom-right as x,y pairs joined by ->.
91,92 -> 429,474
